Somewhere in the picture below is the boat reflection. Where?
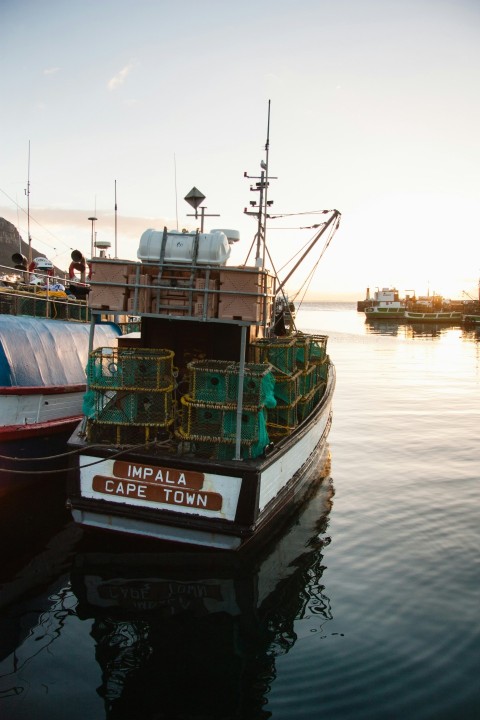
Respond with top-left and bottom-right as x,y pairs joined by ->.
71,465 -> 334,718
365,319 -> 406,336
366,320 -> 462,339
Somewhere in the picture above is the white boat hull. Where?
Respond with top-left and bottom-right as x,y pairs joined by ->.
1,386 -> 85,432
69,367 -> 335,551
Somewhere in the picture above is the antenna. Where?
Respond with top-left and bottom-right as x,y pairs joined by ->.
243,102 -> 278,269
174,153 -> 179,231
114,180 -> 118,258
25,140 -> 32,265
261,99 -> 271,268
88,215 -> 97,259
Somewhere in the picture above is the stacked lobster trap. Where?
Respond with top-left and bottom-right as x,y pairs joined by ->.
175,359 -> 276,460
250,333 -> 329,438
84,347 -> 175,445
81,333 -> 329,452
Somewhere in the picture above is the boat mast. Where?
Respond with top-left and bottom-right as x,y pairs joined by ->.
25,140 -> 32,266
257,100 -> 271,268
114,180 -> 118,258
245,100 -> 276,269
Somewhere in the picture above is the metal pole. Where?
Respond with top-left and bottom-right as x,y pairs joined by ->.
88,216 -> 97,260
234,325 -> 247,460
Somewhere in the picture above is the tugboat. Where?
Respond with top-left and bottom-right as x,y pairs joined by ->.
66,118 -> 340,551
364,287 -> 407,320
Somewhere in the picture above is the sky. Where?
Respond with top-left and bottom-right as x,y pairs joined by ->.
1,0 -> 480,302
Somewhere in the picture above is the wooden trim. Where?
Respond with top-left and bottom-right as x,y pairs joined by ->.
0,384 -> 86,396
0,415 -> 81,441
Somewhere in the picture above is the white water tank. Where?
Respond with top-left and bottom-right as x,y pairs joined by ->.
137,229 -> 235,265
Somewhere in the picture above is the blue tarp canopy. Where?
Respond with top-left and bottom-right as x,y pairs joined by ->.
0,316 -> 121,387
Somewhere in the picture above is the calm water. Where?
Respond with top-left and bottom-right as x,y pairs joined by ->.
0,303 -> 479,719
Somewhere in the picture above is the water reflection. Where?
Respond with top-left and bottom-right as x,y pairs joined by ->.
365,319 -> 474,339
365,320 -> 406,336
71,477 -> 334,719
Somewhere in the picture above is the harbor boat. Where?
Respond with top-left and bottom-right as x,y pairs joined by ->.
0,254 -> 122,482
363,287 -> 408,320
462,312 -> 480,326
0,315 -> 121,485
66,126 -> 340,551
365,305 -> 406,320
403,310 -> 462,324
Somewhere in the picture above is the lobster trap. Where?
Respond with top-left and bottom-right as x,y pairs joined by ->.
87,347 -> 175,391
187,359 -> 275,407
85,346 -> 175,445
250,337 -> 298,376
176,360 -> 275,459
176,405 -> 269,460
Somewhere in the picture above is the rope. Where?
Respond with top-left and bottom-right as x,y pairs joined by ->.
0,439 -> 171,475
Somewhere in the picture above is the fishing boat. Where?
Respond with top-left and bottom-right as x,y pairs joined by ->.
364,287 -> 408,320
462,313 -> 480,327
365,304 -> 406,320
66,121 -> 340,551
0,315 -> 121,485
404,310 -> 462,323
0,253 -> 122,471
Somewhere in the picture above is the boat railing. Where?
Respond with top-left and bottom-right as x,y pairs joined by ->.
87,257 -> 277,330
0,263 -> 92,322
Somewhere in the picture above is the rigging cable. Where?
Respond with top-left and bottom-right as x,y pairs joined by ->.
0,439 -> 172,475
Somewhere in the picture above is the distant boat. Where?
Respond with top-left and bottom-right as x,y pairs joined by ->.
365,305 -> 406,320
462,313 -> 480,326
364,287 -> 407,320
403,310 -> 462,323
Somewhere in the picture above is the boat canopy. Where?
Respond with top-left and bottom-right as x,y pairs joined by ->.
0,316 -> 121,388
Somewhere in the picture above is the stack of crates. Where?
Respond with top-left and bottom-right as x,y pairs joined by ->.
89,260 -> 133,312
250,337 -> 300,437
251,333 -> 330,435
295,334 -> 330,421
176,359 -> 274,460
85,346 -> 175,444
218,267 -> 274,322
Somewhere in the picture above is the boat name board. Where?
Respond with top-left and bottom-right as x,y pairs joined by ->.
95,579 -> 224,605
92,475 -> 223,511
113,460 -> 204,488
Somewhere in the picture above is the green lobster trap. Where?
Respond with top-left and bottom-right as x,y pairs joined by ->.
87,347 -> 175,391
250,337 -> 297,376
87,388 -> 174,425
187,359 -> 275,407
266,398 -> 299,437
188,438 -> 260,461
308,335 -> 328,364
178,395 -> 264,441
86,420 -> 172,445
273,370 -> 300,405
298,363 -> 317,396
313,358 -> 329,383
293,333 -> 312,369
84,346 -> 176,445
297,386 -> 320,422
176,394 -> 270,459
